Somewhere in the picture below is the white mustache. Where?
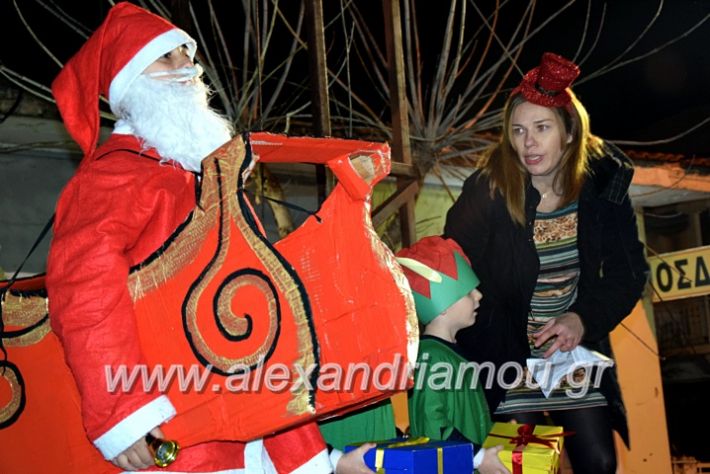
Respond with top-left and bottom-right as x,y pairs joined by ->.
145,64 -> 204,83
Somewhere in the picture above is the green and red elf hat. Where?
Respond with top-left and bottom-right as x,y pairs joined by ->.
395,236 -> 480,325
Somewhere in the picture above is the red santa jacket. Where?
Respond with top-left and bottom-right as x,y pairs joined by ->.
46,133 -> 330,473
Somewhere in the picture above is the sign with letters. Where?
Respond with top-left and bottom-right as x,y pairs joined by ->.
648,246 -> 710,302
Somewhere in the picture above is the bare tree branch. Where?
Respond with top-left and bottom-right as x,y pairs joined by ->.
610,116 -> 710,147
12,0 -> 63,68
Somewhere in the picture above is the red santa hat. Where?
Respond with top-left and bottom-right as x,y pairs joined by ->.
52,2 -> 196,159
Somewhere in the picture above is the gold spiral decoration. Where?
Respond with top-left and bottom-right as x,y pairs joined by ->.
182,140 -> 291,378
186,270 -> 279,374
215,273 -> 276,342
128,135 -> 316,415
1,292 -> 50,348
0,361 -> 24,429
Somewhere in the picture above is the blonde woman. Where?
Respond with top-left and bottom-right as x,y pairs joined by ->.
444,52 -> 648,474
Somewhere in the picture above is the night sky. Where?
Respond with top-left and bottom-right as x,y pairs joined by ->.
526,0 -> 710,155
1,0 -> 708,154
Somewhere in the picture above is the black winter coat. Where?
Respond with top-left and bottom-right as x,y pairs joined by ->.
444,142 -> 649,447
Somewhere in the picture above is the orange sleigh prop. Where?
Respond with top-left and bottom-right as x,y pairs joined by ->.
0,132 -> 418,472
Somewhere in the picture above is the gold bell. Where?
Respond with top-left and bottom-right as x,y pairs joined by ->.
145,433 -> 180,468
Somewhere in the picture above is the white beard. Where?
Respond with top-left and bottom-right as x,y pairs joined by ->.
115,74 -> 234,172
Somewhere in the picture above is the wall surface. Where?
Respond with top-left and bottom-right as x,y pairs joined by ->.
0,151 -> 77,274
612,297 -> 673,473
612,214 -> 672,472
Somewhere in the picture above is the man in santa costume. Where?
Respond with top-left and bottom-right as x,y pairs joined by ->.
46,2 -> 373,472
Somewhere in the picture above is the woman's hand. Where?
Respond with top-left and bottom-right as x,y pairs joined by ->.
111,426 -> 164,471
335,443 -> 376,474
533,312 -> 585,358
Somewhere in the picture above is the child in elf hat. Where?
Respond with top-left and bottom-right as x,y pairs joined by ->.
397,236 -> 509,474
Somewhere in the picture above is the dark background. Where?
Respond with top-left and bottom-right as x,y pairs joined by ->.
2,0 -> 709,155
524,0 -> 709,155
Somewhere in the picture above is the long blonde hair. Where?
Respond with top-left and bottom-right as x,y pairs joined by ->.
479,91 -> 603,225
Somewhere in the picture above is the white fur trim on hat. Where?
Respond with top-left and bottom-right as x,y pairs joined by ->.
109,28 -> 196,113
